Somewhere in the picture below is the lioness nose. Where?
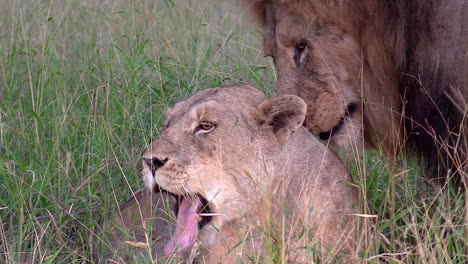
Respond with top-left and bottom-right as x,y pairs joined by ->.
143,157 -> 168,171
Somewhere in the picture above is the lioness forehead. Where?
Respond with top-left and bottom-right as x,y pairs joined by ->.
164,84 -> 267,125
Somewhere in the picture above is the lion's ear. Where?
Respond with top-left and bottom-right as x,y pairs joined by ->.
256,95 -> 307,143
241,0 -> 267,25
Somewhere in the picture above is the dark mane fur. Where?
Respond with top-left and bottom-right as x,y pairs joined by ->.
380,0 -> 466,185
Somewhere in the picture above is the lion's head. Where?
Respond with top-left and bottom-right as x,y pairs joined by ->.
243,0 -> 467,183
243,0 -> 403,153
141,84 -> 357,261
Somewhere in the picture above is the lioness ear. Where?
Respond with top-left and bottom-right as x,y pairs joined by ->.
256,95 -> 307,143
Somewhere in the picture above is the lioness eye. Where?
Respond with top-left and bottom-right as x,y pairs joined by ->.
195,121 -> 215,134
294,41 -> 307,66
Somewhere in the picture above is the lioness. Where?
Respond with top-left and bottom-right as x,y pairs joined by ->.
140,84 -> 358,262
242,0 -> 467,185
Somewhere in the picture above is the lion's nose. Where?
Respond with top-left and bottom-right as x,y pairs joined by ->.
143,157 -> 168,171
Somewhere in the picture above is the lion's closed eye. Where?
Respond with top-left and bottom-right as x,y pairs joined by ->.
293,40 -> 307,66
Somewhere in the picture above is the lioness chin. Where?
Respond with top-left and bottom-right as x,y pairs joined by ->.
137,84 -> 358,263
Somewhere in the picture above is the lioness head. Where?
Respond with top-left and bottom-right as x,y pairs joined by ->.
141,84 -> 357,260
141,84 -> 308,254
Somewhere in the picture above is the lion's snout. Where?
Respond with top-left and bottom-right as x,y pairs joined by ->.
143,157 -> 168,174
141,153 -> 170,192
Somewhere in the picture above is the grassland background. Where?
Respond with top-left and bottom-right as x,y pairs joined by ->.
0,0 -> 465,263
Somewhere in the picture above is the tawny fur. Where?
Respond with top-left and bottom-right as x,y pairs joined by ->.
242,0 -> 467,185
136,84 -> 358,262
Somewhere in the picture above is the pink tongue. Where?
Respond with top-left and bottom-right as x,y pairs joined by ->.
164,198 -> 201,255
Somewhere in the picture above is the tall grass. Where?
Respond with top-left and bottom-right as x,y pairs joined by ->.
0,0 -> 465,263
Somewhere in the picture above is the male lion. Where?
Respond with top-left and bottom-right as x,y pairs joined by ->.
243,0 -> 467,185
140,84 -> 358,262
